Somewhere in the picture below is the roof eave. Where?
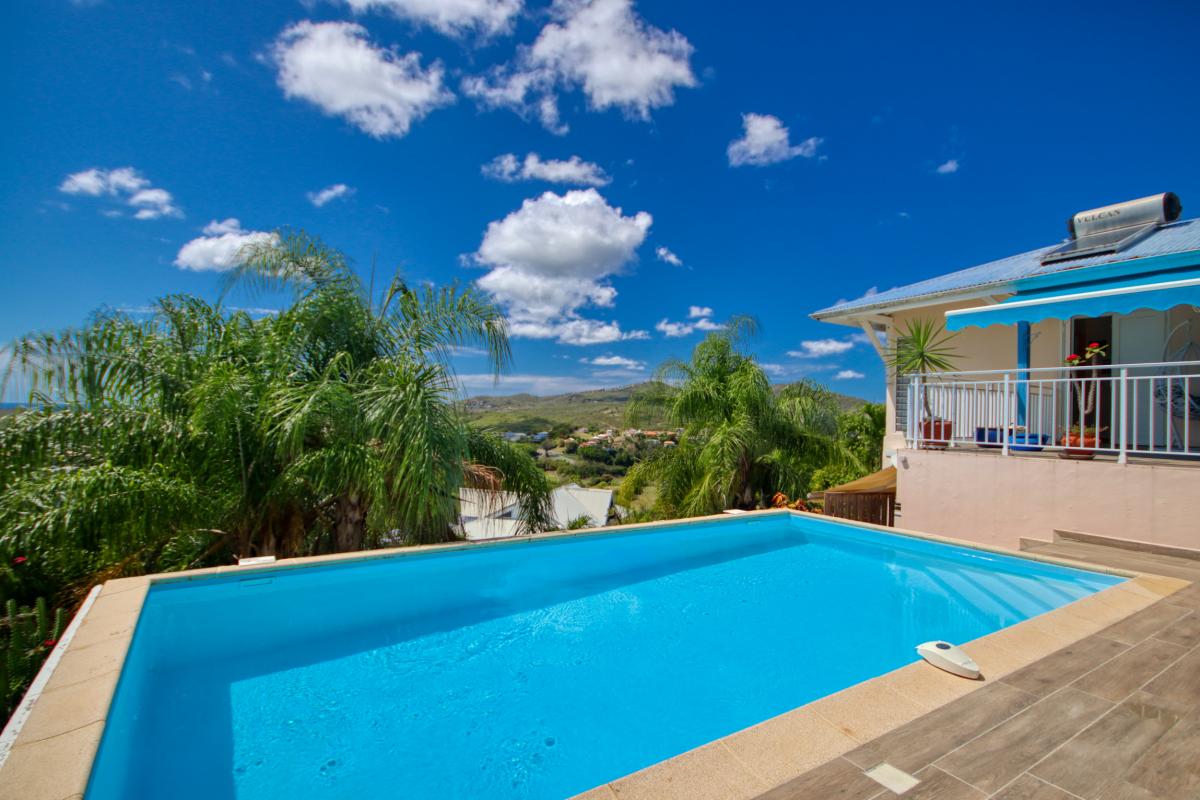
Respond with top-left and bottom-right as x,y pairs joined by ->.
810,284 -> 1015,324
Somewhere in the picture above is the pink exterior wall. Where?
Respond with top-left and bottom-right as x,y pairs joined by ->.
896,448 -> 1200,552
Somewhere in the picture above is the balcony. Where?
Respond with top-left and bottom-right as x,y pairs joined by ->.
904,360 -> 1200,462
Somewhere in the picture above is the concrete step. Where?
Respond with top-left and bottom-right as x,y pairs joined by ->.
1019,537 -> 1053,551
1053,529 -> 1200,563
1023,539 -> 1200,582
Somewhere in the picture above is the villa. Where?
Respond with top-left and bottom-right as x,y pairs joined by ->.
812,193 -> 1200,554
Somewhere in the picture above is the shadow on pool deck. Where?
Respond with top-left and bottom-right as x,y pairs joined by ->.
752,540 -> 1200,800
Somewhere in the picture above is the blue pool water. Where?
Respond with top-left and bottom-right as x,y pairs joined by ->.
87,515 -> 1120,799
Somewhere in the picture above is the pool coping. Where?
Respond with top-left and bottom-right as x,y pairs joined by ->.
0,509 -> 1190,800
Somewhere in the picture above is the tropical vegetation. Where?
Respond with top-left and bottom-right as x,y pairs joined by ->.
0,232 -> 552,616
619,319 -> 881,517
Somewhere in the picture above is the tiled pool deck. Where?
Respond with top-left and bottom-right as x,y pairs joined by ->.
0,510 -> 1193,800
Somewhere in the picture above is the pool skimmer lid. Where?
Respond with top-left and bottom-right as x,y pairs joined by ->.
916,640 -> 981,679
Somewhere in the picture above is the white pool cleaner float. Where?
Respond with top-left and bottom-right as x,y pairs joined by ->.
916,641 -> 981,679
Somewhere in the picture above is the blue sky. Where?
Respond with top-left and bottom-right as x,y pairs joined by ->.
4,0 -> 1200,401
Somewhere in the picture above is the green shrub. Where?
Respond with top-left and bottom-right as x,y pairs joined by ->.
2,598 -> 65,719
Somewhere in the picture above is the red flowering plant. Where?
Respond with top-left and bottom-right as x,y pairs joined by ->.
1064,341 -> 1109,437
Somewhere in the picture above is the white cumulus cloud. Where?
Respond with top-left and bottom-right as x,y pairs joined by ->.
655,305 -> 721,337
59,167 -> 181,219
936,158 -> 960,174
787,338 -> 855,358
307,183 -> 355,207
463,0 -> 696,133
174,219 -> 277,272
656,246 -> 682,266
655,319 -> 692,338
271,21 -> 453,139
473,188 -> 651,345
834,369 -> 865,380
457,372 -> 613,396
482,152 -> 610,186
727,113 -> 822,167
582,354 -> 644,369
338,0 -> 522,37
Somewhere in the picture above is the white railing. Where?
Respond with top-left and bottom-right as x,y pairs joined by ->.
905,361 -> 1200,461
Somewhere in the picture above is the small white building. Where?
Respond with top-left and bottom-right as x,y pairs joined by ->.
457,484 -> 615,540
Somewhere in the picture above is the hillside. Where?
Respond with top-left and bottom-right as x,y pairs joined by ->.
463,381 -> 868,433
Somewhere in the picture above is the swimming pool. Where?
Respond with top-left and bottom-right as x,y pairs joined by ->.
86,513 -> 1121,799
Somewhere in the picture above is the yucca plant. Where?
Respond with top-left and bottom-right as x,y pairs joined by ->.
887,319 -> 960,419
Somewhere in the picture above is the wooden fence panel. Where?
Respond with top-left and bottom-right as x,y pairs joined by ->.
823,492 -> 895,527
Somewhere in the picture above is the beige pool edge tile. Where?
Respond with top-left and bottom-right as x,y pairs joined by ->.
607,740 -> 768,800
569,784 -> 618,800
43,634 -> 133,693
1129,573 -> 1192,598
877,661 -> 983,711
719,707 -> 859,786
808,677 -> 929,744
95,575 -> 150,596
87,583 -> 148,619
0,721 -> 104,800
16,668 -> 120,745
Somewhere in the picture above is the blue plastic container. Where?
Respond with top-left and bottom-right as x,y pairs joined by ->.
1008,432 -> 1049,452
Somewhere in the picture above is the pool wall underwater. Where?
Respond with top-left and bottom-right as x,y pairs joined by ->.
0,509 -> 1182,800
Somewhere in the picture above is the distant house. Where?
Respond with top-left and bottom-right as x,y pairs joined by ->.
456,484 -> 615,540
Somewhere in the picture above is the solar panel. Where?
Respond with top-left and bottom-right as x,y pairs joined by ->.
1040,223 -> 1158,265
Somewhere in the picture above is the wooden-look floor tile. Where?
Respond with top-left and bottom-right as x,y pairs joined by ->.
1030,691 -> 1185,799
899,766 -> 985,800
1142,645 -> 1200,707
1072,638 -> 1189,703
935,688 -> 1112,794
1118,710 -> 1200,800
753,757 -> 883,800
1153,611 -> 1200,649
1001,635 -> 1127,697
1097,602 -> 1191,646
1096,779 -> 1168,799
990,774 -> 1078,800
1164,581 -> 1200,611
844,682 -> 1037,774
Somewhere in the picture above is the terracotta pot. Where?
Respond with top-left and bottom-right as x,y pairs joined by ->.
1059,431 -> 1097,460
920,419 -> 952,449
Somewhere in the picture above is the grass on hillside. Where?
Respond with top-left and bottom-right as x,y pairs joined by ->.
463,381 -> 866,433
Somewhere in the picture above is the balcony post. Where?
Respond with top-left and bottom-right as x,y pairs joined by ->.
1016,321 -> 1030,427
908,375 -> 919,448
1118,367 -> 1129,464
1002,372 -> 1011,456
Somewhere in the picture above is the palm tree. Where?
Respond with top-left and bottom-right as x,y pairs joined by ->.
0,232 -> 552,602
621,319 -> 858,517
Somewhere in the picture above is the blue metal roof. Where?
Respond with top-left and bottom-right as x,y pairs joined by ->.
811,217 -> 1200,319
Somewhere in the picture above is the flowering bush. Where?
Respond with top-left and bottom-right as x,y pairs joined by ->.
1062,340 -> 1109,448
1065,341 -> 1108,366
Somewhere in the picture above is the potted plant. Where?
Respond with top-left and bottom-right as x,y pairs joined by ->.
888,319 -> 960,449
1059,341 -> 1108,459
